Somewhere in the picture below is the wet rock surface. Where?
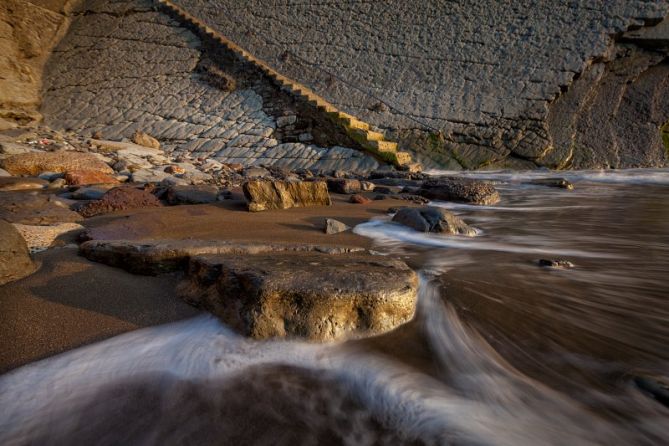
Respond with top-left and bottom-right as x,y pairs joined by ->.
166,184 -> 219,205
0,177 -> 48,191
419,178 -> 501,205
177,252 -> 418,341
243,179 -> 331,212
0,219 -> 36,285
527,178 -> 575,190
392,207 -> 476,236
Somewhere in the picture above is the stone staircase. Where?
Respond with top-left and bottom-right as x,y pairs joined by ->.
156,0 -> 415,169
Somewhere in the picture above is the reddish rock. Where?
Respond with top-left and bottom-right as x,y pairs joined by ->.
64,169 -> 119,185
77,187 -> 162,218
349,194 -> 371,204
164,165 -> 186,175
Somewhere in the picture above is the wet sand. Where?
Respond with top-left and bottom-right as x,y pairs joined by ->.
0,193 -> 411,372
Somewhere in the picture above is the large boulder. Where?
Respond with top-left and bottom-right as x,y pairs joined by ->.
243,180 -> 331,212
0,219 -> 36,285
418,178 -> 500,205
392,206 -> 476,235
0,191 -> 81,225
178,252 -> 418,341
76,187 -> 161,218
0,151 -> 113,176
79,239 -> 365,275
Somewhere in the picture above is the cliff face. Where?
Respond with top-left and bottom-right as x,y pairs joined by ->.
173,0 -> 669,169
0,0 -> 78,130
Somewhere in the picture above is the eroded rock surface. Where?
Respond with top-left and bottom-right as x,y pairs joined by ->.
419,178 -> 501,205
174,0 -> 669,169
0,151 -> 113,176
392,207 -> 476,236
40,0 -> 379,173
0,191 -> 81,225
76,187 -> 162,218
178,252 -> 418,341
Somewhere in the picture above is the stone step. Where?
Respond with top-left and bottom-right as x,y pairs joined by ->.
366,140 -> 398,153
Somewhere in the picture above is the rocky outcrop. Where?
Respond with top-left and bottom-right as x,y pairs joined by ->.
173,0 -> 669,169
418,178 -> 500,205
39,0 -> 380,173
178,252 -> 418,341
0,219 -> 36,285
392,207 -> 476,236
0,191 -> 81,225
243,179 -> 330,211
0,0 -> 78,130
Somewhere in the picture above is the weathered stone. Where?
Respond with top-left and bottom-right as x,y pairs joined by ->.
243,167 -> 270,178
177,252 -> 418,341
89,139 -> 161,155
349,194 -> 371,204
0,151 -> 113,176
64,169 -> 119,185
76,187 -> 162,218
166,185 -> 219,205
131,130 -> 160,150
327,178 -> 362,194
392,206 -> 476,235
0,192 -> 81,225
70,185 -> 116,200
0,168 -> 10,177
131,168 -> 172,184
79,239 -> 365,275
324,218 -> 350,234
164,165 -> 186,175
0,219 -> 36,285
419,178 -> 500,205
0,177 -> 47,191
243,180 -> 331,212
360,181 -> 375,191
527,178 -> 574,190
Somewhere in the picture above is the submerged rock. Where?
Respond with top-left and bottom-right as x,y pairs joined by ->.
538,259 -> 575,268
243,180 -> 331,212
0,151 -> 113,176
324,218 -> 350,234
392,206 -> 476,235
419,178 -> 500,205
177,252 -> 418,341
527,178 -> 574,190
0,219 -> 36,285
76,187 -> 162,218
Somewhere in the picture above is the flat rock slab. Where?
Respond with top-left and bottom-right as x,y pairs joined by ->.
0,191 -> 82,225
243,180 -> 331,212
178,252 -> 418,341
0,177 -> 48,191
79,239 -> 366,275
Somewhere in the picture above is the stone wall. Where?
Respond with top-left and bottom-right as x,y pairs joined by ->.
174,0 -> 669,169
40,0 -> 379,172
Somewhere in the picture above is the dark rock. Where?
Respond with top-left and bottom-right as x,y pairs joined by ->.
419,178 -> 500,205
0,177 -> 47,191
374,186 -> 401,195
243,180 -> 331,212
0,192 -> 82,225
166,185 -> 219,205
527,178 -> 574,190
538,259 -> 575,268
327,178 -> 362,194
71,185 -> 116,200
631,373 -> 669,408
392,206 -> 476,235
349,194 -> 371,204
0,219 -> 36,285
77,187 -> 162,218
177,252 -> 418,341
374,194 -> 389,201
324,218 -> 350,234
79,239 -> 366,275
